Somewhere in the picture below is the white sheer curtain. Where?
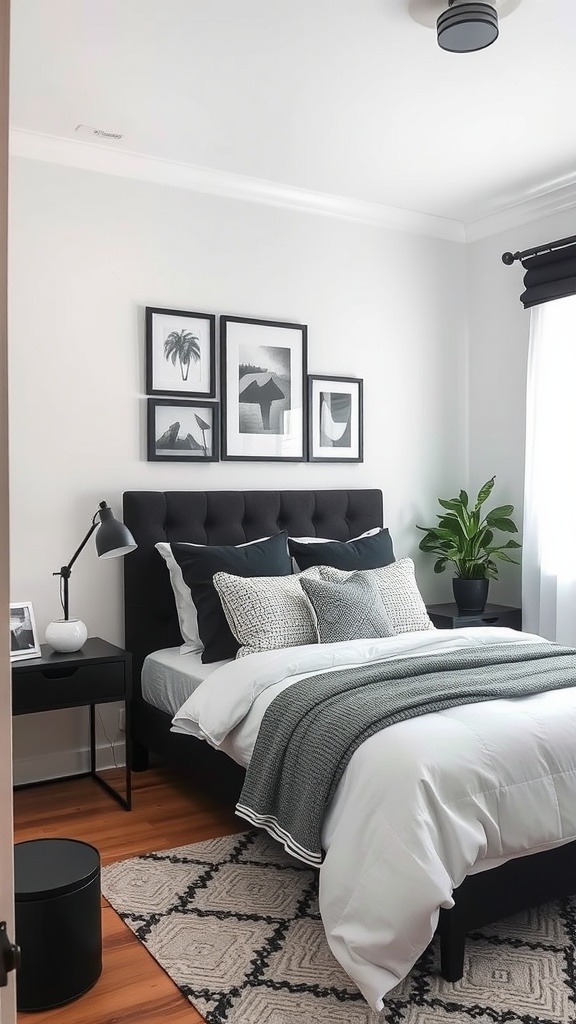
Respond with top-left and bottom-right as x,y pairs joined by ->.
523,293 -> 576,644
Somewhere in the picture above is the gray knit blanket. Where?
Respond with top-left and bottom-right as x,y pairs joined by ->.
236,642 -> 576,865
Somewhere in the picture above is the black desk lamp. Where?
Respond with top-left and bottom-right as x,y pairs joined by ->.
46,501 -> 137,653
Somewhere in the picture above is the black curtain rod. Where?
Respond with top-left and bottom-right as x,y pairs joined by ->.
502,233 -> 576,266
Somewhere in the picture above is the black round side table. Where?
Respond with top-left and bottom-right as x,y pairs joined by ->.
14,838 -> 102,1011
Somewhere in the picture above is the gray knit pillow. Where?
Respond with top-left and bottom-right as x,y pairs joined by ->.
299,573 -> 393,644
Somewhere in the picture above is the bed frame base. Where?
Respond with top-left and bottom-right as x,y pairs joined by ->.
131,700 -> 244,802
437,839 -> 576,980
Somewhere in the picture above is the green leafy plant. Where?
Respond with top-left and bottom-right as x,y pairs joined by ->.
416,476 -> 521,580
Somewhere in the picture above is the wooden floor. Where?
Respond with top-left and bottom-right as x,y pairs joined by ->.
13,767 -> 244,1024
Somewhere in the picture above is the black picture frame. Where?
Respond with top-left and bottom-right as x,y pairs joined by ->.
147,398 -> 220,462
10,601 -> 41,661
307,375 -> 363,463
146,306 -> 216,399
220,315 -> 307,462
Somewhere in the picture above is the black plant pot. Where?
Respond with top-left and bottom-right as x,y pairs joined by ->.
452,577 -> 489,616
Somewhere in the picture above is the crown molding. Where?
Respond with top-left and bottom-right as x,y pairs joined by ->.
16,127 -> 573,245
465,174 -> 576,242
9,128 -> 465,243
10,130 -> 573,245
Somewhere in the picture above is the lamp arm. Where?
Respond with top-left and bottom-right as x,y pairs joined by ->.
64,519 -> 99,574
52,503 -> 108,620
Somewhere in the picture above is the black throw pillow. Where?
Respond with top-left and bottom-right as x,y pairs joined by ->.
172,532 -> 292,663
288,528 -> 395,572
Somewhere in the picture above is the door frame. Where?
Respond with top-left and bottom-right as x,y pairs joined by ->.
0,0 -> 15,1020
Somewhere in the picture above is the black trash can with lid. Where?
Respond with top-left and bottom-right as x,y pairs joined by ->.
14,838 -> 102,1011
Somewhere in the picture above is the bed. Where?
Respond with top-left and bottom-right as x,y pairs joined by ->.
122,487 -> 576,1009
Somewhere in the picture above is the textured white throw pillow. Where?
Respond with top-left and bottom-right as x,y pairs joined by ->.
317,558 -> 435,635
213,568 -> 322,657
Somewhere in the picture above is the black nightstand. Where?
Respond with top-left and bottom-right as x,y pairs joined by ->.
12,637 -> 132,810
427,602 -> 522,631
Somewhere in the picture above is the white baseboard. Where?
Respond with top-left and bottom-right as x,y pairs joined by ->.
13,740 -> 126,788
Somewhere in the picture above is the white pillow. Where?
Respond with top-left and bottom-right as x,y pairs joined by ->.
290,527 -> 382,543
317,558 -> 435,635
156,537 -> 269,654
213,568 -> 322,658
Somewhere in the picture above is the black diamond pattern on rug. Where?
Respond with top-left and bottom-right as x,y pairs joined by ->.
101,830 -> 576,1023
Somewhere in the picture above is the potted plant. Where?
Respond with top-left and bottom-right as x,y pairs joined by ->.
416,476 -> 521,615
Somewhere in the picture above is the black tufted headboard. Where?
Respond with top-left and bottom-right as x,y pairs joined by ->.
122,489 -> 383,693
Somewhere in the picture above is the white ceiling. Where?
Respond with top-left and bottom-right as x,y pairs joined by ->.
8,0 -> 576,229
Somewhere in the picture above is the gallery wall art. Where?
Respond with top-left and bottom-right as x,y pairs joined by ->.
146,307 -> 216,399
220,315 -> 307,462
307,374 -> 363,463
143,306 -> 363,465
147,398 -> 219,462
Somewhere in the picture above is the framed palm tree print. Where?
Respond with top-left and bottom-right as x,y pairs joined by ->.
220,315 -> 307,461
307,375 -> 363,462
146,307 -> 216,399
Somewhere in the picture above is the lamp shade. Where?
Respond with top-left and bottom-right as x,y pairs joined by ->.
437,2 -> 499,52
95,505 -> 137,559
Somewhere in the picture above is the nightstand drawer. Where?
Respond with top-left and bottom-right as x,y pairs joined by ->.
12,660 -> 126,714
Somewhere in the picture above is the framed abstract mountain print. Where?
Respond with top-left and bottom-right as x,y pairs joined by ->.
147,399 -> 219,462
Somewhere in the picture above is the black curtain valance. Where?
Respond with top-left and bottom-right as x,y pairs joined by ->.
502,235 -> 576,309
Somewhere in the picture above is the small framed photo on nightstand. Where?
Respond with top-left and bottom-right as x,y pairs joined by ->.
10,602 -> 41,661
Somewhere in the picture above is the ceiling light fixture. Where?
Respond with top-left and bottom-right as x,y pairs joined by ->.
437,1 -> 498,52
408,0 -> 523,52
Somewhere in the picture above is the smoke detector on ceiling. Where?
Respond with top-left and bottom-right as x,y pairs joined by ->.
408,0 -> 523,52
75,124 -> 124,141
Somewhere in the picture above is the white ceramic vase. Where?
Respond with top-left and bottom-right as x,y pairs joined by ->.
45,618 -> 88,653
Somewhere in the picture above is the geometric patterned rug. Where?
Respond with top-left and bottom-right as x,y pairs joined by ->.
101,830 -> 576,1023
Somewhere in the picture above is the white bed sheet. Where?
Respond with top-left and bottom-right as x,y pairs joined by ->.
141,647 -> 232,717
171,627 -> 576,1010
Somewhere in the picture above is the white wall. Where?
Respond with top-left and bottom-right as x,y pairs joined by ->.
467,208 -> 576,607
8,156 -> 468,781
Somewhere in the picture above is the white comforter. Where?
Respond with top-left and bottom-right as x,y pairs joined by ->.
171,627 -> 576,1010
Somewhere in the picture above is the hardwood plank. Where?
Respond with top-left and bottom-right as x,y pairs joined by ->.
13,767 -> 244,1024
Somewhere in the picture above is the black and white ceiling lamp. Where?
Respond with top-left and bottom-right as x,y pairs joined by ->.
407,0 -> 522,52
437,2 -> 498,52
